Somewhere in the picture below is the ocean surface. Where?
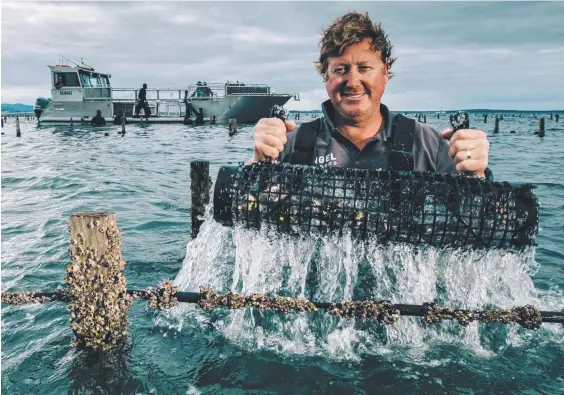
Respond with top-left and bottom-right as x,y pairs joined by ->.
1,112 -> 563,394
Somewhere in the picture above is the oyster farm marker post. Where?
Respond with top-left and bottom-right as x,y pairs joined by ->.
68,211 -> 132,351
190,161 -> 210,238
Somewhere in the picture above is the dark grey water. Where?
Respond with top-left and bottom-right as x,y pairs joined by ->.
1,112 -> 563,394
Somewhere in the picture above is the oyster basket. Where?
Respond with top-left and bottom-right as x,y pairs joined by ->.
214,163 -> 538,249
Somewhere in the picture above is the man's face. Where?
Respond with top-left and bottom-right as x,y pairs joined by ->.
325,38 -> 389,123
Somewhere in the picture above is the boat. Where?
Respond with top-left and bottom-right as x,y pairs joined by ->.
35,59 -> 299,125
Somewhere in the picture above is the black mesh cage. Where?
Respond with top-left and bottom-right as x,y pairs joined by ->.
214,163 -> 538,250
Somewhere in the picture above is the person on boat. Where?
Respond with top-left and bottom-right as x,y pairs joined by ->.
91,110 -> 106,127
135,83 -> 151,119
195,108 -> 205,126
113,111 -> 126,125
250,11 -> 491,179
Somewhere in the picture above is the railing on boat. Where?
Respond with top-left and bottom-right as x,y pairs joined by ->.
111,83 -> 283,102
110,84 -> 294,118
83,87 -> 112,100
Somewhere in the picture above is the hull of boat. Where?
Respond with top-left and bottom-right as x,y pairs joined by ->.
38,95 -> 293,125
38,100 -> 113,125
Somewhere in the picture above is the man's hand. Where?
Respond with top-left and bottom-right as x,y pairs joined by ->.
441,128 -> 489,178
251,118 -> 296,162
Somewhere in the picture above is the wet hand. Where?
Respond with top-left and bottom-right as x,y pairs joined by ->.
441,128 -> 489,178
252,118 -> 296,162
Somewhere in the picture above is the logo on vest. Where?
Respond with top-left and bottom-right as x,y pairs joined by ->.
314,153 -> 337,166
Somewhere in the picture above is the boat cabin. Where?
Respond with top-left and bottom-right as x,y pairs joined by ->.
49,64 -> 112,102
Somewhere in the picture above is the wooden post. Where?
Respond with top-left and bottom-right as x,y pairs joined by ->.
16,117 -> 21,137
493,117 -> 499,133
70,118 -> 73,126
556,114 -> 559,122
121,113 -> 126,133
484,114 -> 488,123
538,118 -> 545,137
191,161 -> 210,238
423,115 -> 427,123
67,211 -> 131,351
550,113 -> 553,120
1,118 -> 3,127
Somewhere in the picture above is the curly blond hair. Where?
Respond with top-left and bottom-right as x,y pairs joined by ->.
315,12 -> 396,81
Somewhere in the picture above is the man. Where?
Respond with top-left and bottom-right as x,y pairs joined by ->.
251,12 -> 490,177
91,110 -> 106,127
135,83 -> 151,119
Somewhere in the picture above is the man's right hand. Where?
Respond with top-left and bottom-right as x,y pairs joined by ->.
251,117 -> 296,162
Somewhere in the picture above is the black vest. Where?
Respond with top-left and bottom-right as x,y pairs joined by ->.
287,114 -> 416,171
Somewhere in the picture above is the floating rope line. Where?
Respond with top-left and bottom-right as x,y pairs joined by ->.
421,302 -> 543,330
3,285 -> 562,329
326,300 -> 400,323
198,285 -> 318,313
131,281 -> 179,310
0,288 -> 71,304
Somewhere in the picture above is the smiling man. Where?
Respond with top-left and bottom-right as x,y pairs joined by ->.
251,11 -> 490,177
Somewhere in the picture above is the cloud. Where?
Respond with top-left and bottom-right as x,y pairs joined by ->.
1,1 -> 563,110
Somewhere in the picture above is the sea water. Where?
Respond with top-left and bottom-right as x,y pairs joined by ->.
2,113 -> 563,394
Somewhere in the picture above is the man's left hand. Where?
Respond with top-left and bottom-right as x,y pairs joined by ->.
441,128 -> 489,178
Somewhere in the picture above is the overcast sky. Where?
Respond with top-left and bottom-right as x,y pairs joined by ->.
2,1 -> 563,111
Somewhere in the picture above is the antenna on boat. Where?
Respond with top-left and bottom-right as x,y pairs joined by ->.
59,55 -> 95,71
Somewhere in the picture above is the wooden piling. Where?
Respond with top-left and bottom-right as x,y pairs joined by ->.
493,117 -> 499,133
70,118 -> 73,126
484,114 -> 488,123
539,118 -> 545,137
423,115 -> 427,123
121,114 -> 126,133
16,117 -> 21,137
190,161 -> 210,238
555,114 -> 559,122
67,211 -> 131,351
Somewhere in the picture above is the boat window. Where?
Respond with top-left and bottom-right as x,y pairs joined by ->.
54,72 -> 80,88
79,72 -> 91,87
78,71 -> 110,88
96,76 -> 105,87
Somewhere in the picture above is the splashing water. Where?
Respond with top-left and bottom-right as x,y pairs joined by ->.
170,207 -> 559,361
